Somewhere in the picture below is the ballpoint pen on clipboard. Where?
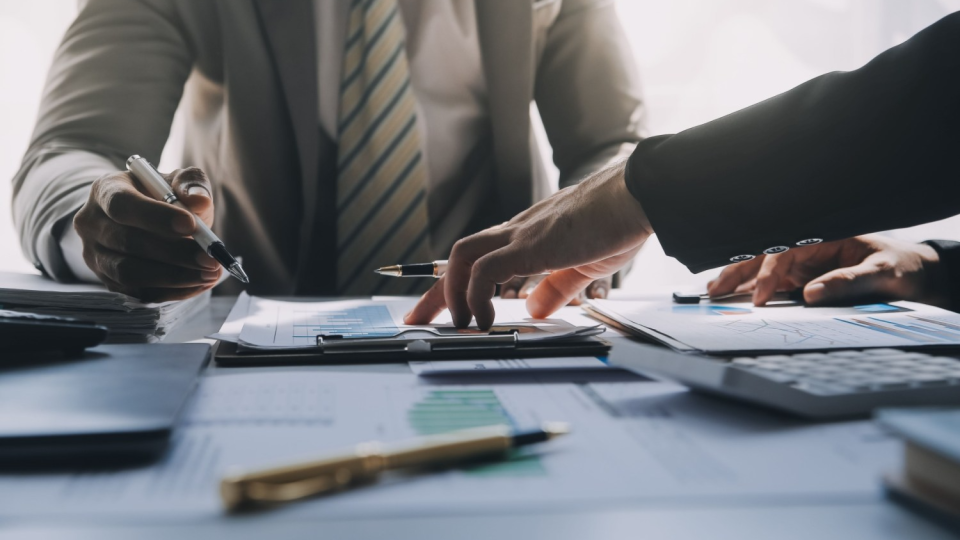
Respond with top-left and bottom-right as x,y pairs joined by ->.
220,423 -> 569,511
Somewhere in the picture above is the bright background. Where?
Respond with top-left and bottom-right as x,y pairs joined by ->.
1,1 -> 958,292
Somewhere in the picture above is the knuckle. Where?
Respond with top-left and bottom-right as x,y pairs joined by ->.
113,257 -> 137,283
449,238 -> 472,263
177,166 -> 209,185
110,227 -> 134,254
89,174 -> 111,195
103,190 -> 134,220
73,206 -> 92,233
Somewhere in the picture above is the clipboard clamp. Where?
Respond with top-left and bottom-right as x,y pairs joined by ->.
315,331 -> 519,356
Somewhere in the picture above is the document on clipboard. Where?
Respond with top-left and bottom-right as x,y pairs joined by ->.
211,294 -> 609,365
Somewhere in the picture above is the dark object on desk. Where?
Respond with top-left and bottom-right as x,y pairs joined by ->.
878,408 -> 960,534
0,309 -> 107,356
592,308 -> 960,418
0,343 -> 209,467
672,290 -> 804,304
214,336 -> 611,367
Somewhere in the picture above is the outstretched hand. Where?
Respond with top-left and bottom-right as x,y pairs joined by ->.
708,235 -> 949,308
404,161 -> 651,329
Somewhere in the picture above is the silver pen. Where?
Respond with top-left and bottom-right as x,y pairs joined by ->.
126,155 -> 249,284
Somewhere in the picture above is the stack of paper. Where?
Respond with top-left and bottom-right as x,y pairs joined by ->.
0,272 -> 210,343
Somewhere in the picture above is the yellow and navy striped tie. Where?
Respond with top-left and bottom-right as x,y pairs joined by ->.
336,0 -> 432,295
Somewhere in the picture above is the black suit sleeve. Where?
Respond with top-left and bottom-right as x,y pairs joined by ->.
624,12 -> 960,274
924,240 -> 960,311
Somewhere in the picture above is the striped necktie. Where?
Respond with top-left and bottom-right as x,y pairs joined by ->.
336,0 -> 433,295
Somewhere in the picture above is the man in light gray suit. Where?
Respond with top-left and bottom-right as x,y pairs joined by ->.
13,0 -> 643,301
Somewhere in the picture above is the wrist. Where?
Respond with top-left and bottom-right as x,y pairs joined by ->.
609,160 -> 653,238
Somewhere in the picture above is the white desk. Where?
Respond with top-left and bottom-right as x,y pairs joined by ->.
1,297 -> 955,540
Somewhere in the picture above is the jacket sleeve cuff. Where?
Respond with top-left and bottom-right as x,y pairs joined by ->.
923,240 -> 960,312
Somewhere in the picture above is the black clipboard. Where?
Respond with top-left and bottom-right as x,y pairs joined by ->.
213,334 -> 611,367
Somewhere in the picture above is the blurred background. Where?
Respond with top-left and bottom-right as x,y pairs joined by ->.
1,0 -> 958,292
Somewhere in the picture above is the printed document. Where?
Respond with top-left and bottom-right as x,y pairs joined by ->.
587,299 -> 960,353
232,295 -> 602,350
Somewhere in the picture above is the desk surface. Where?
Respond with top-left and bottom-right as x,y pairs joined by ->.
2,297 -> 956,540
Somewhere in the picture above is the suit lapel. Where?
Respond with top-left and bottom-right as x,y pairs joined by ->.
475,0 -> 534,219
253,0 -> 323,280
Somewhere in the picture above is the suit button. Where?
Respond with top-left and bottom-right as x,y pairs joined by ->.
763,246 -> 789,255
796,238 -> 823,246
730,254 -> 755,263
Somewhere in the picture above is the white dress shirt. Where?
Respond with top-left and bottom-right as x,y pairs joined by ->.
62,0 -> 490,283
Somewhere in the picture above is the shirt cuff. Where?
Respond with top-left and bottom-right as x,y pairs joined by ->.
59,214 -> 101,283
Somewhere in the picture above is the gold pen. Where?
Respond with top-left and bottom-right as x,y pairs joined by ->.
220,422 -> 569,511
374,260 -> 549,279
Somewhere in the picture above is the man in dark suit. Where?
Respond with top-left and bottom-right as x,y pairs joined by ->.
407,12 -> 960,329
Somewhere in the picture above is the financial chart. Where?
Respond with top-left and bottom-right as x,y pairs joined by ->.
291,304 -> 398,345
708,313 -> 960,350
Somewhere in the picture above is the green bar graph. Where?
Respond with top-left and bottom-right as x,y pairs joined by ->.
407,390 -> 545,477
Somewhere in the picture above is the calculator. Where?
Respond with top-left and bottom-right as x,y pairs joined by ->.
0,310 -> 108,356
610,344 -> 960,418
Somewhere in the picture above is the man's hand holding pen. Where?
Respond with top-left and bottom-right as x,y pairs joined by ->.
405,160 -> 652,330
73,167 -> 221,302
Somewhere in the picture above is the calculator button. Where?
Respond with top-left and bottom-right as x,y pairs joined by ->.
908,374 -> 951,385
827,351 -> 867,359
751,370 -> 797,384
792,353 -> 829,361
794,382 -> 850,395
864,349 -> 907,356
927,357 -> 960,366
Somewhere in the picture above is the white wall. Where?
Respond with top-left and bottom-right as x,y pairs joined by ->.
2,1 -> 958,288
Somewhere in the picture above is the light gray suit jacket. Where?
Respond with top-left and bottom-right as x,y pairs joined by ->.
13,0 -> 643,295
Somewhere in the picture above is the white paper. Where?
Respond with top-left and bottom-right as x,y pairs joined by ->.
588,298 -> 960,353
235,296 -> 602,350
0,373 -> 899,520
409,357 -> 609,374
0,271 -> 211,341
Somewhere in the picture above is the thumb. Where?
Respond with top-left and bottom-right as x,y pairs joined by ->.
803,261 -> 884,305
169,167 -> 215,227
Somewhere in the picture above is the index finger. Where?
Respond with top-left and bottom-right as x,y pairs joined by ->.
95,173 -> 197,236
445,229 -> 510,328
404,277 -> 448,324
708,256 -> 764,297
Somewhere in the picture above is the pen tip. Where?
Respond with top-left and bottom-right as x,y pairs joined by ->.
228,264 -> 250,284
541,421 -> 571,439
